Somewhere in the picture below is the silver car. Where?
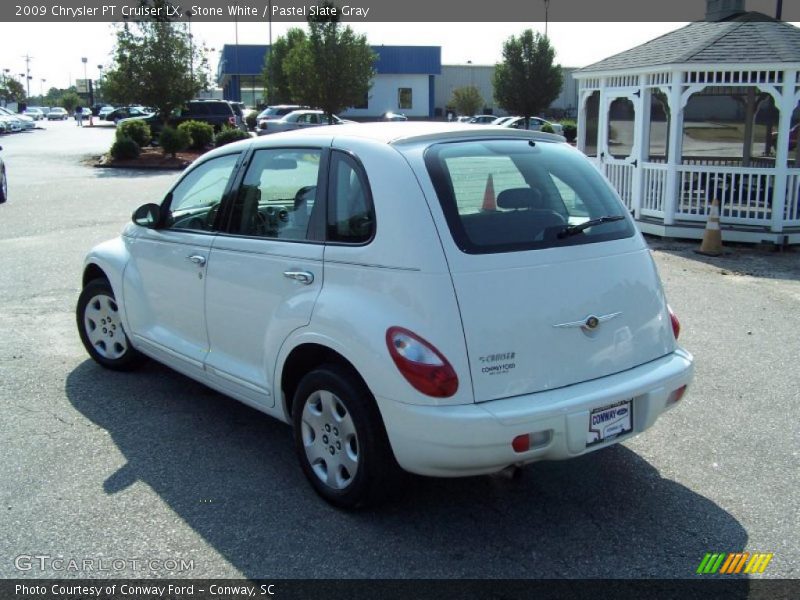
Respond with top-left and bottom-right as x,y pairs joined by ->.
0,107 -> 35,130
257,109 -> 352,135
503,116 -> 564,136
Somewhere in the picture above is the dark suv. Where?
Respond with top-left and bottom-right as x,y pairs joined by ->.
174,100 -> 246,132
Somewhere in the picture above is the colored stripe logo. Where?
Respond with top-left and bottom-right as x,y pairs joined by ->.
696,552 -> 773,574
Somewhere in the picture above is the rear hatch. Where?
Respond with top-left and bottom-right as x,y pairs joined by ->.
423,139 -> 675,402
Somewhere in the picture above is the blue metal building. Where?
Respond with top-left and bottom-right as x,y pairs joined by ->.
217,44 -> 441,118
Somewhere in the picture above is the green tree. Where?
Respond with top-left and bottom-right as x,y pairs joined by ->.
102,0 -> 208,124
61,92 -> 80,113
493,30 -> 563,127
450,86 -> 484,117
283,3 -> 376,123
263,28 -> 307,105
0,77 -> 26,104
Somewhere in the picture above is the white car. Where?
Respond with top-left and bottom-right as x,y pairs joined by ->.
0,107 -> 35,130
76,123 -> 693,508
0,115 -> 22,133
23,108 -> 44,120
47,107 -> 69,120
504,116 -> 564,136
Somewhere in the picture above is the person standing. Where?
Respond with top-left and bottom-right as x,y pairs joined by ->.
75,106 -> 83,127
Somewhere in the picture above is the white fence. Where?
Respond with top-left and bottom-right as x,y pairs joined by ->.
604,163 -> 635,210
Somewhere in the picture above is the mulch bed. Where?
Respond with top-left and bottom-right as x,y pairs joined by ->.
96,147 -> 206,170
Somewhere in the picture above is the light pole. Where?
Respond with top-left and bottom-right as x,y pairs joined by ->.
40,78 -> 45,104
96,65 -> 103,103
544,0 -> 550,38
81,57 -> 87,102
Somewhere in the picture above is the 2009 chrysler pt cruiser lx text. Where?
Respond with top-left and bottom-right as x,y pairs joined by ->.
77,123 -> 694,508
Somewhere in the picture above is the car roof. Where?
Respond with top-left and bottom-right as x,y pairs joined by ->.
196,123 -> 565,164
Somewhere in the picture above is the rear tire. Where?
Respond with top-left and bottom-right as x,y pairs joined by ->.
292,364 -> 399,508
76,279 -> 145,371
0,168 -> 6,204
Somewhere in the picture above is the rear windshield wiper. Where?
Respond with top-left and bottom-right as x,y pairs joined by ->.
557,215 -> 625,239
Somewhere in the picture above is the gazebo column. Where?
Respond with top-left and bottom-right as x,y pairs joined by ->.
631,82 -> 649,219
770,69 -> 797,234
663,76 -> 685,226
742,86 -> 756,167
597,78 -> 609,168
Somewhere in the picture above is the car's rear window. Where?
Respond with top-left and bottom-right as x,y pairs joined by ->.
205,103 -> 233,115
424,139 -> 635,254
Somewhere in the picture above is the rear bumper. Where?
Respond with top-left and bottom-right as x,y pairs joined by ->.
375,349 -> 694,477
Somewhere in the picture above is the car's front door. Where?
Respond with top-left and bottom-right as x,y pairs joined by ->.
123,152 -> 242,374
203,146 -> 326,407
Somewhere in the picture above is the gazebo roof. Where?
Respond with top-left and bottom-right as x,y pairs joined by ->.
579,13 -> 800,73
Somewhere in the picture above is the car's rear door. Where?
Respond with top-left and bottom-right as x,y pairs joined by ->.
203,144 -> 327,407
123,152 -> 243,374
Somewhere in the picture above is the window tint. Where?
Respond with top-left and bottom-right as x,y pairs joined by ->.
164,154 -> 240,232
207,102 -> 233,115
228,149 -> 321,241
327,152 -> 375,244
424,140 -> 634,253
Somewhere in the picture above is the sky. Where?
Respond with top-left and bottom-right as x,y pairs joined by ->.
0,21 -> 694,97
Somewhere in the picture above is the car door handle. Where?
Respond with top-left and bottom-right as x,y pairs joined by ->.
186,254 -> 206,266
283,270 -> 314,285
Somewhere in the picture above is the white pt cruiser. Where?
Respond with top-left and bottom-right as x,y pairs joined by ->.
77,123 -> 694,508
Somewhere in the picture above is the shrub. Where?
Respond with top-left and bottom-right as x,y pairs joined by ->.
245,113 -> 257,131
109,135 -> 140,161
214,127 -> 250,148
541,123 -> 555,134
177,120 -> 214,150
116,119 -> 152,147
561,120 -> 577,143
159,126 -> 190,157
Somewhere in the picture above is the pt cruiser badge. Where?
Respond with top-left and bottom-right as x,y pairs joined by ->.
553,312 -> 623,331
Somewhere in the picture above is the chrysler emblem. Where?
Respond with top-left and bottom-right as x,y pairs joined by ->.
553,312 -> 622,330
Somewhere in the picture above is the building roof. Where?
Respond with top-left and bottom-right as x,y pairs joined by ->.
217,44 -> 441,79
579,13 -> 800,73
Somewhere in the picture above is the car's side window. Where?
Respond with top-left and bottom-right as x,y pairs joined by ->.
227,148 -> 322,241
163,154 -> 240,232
327,151 -> 375,244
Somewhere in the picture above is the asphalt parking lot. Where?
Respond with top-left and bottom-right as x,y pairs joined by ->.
0,121 -> 798,580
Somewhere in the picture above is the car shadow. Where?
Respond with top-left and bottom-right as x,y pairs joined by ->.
89,167 -> 179,179
65,360 -> 749,583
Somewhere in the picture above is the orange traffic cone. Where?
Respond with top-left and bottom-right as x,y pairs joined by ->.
89,114 -> 94,127
481,174 -> 497,212
696,198 -> 723,256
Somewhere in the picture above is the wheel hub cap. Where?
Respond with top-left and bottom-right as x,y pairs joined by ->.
301,390 -> 359,490
84,294 -> 127,359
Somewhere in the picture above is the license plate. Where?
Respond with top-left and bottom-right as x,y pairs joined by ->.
587,400 -> 633,447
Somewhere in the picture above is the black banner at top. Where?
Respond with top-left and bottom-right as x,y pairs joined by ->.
2,0 -> 799,22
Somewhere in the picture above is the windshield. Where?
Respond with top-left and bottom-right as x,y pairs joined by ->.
424,139 -> 635,254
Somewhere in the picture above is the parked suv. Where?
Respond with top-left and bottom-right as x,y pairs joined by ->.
174,100 -> 246,132
76,123 -> 693,508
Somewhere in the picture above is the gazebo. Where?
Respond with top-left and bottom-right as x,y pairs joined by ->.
573,3 -> 800,245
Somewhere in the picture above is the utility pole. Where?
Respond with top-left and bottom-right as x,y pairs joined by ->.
543,0 -> 550,38
776,0 -> 783,19
22,53 -> 34,98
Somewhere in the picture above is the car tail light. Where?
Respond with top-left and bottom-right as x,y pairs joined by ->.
386,327 -> 458,398
228,116 -> 236,126
668,305 -> 680,340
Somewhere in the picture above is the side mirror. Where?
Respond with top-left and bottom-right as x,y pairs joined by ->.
132,203 -> 162,228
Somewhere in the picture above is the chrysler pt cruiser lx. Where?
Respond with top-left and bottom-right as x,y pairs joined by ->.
77,123 -> 694,508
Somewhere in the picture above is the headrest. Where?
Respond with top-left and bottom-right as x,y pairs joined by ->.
497,187 -> 542,210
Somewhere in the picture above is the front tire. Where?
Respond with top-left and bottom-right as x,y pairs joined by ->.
76,279 -> 145,370
292,364 -> 399,508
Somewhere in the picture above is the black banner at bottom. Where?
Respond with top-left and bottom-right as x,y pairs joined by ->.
3,579 -> 800,600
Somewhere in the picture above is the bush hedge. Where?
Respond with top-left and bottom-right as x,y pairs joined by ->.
159,126 -> 191,157
560,119 -> 577,143
177,120 -> 214,150
110,135 -> 140,160
214,127 -> 250,148
116,119 -> 151,147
